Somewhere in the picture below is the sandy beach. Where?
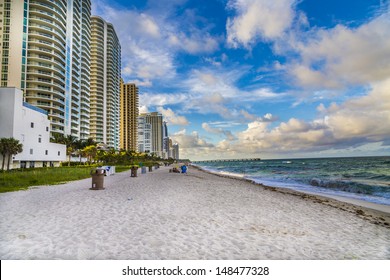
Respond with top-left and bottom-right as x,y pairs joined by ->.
0,165 -> 389,260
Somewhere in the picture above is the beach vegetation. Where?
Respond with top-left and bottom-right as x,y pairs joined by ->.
0,165 -> 132,193
0,137 -> 23,171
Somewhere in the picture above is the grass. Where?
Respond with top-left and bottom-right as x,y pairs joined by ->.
0,165 -> 132,193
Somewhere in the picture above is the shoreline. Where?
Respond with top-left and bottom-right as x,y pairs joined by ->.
1,165 -> 389,259
192,165 -> 390,228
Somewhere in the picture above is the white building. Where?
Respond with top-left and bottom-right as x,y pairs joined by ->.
0,88 -> 66,169
139,112 -> 163,157
137,115 -> 152,153
172,143 -> 179,160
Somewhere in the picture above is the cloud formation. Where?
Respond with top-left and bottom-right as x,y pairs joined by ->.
202,123 -> 237,141
157,107 -> 189,126
225,78 -> 390,154
92,0 -> 219,86
226,0 -> 297,48
288,14 -> 390,89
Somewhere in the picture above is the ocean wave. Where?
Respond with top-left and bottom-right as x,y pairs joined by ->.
196,157 -> 390,205
308,178 -> 390,197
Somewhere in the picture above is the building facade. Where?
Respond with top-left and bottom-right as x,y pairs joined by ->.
162,121 -> 170,159
90,16 -> 121,149
0,87 -> 66,169
0,0 -> 91,139
137,115 -> 152,153
172,143 -> 179,160
120,79 -> 139,151
139,112 -> 163,157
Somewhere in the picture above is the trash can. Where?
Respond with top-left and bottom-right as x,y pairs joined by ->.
131,166 -> 138,177
141,166 -> 146,174
90,168 -> 105,190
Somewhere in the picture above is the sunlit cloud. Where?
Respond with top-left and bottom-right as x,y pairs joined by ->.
286,13 -> 390,89
157,107 -> 189,126
226,0 -> 298,48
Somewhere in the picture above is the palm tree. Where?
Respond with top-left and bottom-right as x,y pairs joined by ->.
63,135 -> 77,166
50,134 -> 77,166
82,145 -> 97,163
50,132 -> 65,144
6,138 -> 23,170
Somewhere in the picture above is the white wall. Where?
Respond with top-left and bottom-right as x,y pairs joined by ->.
0,88 -> 66,168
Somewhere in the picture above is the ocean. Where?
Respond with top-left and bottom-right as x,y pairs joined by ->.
194,156 -> 390,206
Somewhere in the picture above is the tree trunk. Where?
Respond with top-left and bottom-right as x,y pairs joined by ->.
1,153 -> 5,171
6,153 -> 11,170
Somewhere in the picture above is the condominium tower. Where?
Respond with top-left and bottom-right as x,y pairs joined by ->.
120,79 -> 139,151
90,16 -> 121,149
0,0 -> 91,139
139,112 -> 163,157
137,115 -> 152,153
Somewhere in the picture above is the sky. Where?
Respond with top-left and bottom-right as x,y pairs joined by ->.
92,0 -> 390,161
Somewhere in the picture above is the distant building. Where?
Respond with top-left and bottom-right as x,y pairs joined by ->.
168,138 -> 173,158
162,121 -> 169,159
137,115 -> 152,153
139,112 -> 163,157
0,0 -> 92,140
90,16 -> 121,149
0,88 -> 66,169
120,79 -> 139,151
172,143 -> 179,160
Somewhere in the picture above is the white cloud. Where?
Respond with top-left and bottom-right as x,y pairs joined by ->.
92,0 -> 220,85
139,105 -> 149,114
168,32 -> 219,54
226,0 -> 297,48
140,92 -> 189,108
202,123 -> 237,141
287,14 -> 390,89
227,78 -> 390,154
157,107 -> 189,126
169,79 -> 390,160
171,130 -> 214,149
125,79 -> 153,87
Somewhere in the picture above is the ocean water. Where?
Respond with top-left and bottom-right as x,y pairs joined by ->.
194,157 -> 390,206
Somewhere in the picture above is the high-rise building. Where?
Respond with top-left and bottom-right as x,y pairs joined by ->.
137,115 -> 152,153
90,16 -> 121,149
172,143 -> 179,160
139,112 -> 163,157
162,121 -> 170,159
0,0 -> 91,139
120,79 -> 139,151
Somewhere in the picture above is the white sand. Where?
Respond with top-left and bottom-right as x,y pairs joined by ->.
0,166 -> 389,260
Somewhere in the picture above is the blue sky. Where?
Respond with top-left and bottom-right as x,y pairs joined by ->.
92,0 -> 390,160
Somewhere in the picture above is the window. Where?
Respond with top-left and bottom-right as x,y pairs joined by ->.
30,149 -> 33,155
29,161 -> 35,168
43,161 -> 47,167
20,161 -> 27,168
31,122 -> 34,128
38,137 -> 42,143
46,126 -> 49,132
58,151 -> 60,156
45,150 -> 48,155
